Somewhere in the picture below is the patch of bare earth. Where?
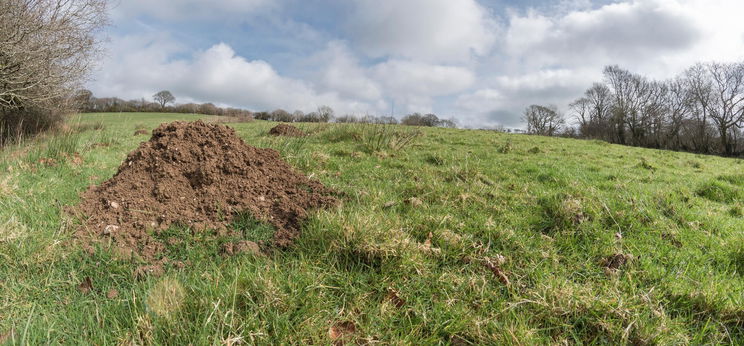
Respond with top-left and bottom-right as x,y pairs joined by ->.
268,123 -> 305,137
71,120 -> 336,264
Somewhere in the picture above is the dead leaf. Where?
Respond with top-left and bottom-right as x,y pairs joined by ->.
78,276 -> 93,294
223,335 -> 244,345
386,289 -> 405,308
490,254 -> 506,266
482,260 -> 510,286
329,321 -> 356,341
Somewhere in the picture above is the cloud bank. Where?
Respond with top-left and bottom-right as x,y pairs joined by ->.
90,0 -> 744,128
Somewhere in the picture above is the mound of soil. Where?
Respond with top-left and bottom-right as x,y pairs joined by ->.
269,124 -> 305,137
73,120 -> 336,262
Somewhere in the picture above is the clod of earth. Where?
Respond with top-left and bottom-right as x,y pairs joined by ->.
71,120 -> 336,263
482,256 -> 510,285
222,240 -> 260,256
328,321 -> 357,342
386,289 -> 406,308
602,253 -> 633,270
268,123 -> 305,137
78,277 -> 93,294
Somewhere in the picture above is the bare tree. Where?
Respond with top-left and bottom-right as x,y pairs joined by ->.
569,97 -> 591,128
560,62 -> 744,156
292,110 -> 305,122
0,0 -> 107,110
316,105 -> 334,122
571,83 -> 614,140
707,62 -> 744,155
271,109 -> 293,122
663,77 -> 693,149
684,63 -> 715,152
523,104 -> 565,136
604,66 -> 649,145
153,90 -> 176,108
0,0 -> 107,143
585,83 -> 613,123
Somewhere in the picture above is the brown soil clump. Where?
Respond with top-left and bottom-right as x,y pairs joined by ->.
601,253 -> 633,270
72,120 -> 335,262
269,123 -> 305,137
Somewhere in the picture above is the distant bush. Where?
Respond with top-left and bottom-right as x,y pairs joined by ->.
401,113 -> 456,128
336,115 -> 398,124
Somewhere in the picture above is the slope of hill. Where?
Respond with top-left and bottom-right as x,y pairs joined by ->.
0,113 -> 742,344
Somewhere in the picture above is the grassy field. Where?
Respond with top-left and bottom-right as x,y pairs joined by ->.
1,112 -> 743,344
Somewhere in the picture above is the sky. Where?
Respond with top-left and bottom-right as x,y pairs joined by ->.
87,0 -> 744,128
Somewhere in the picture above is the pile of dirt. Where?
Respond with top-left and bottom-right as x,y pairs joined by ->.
269,124 -> 305,137
72,120 -> 336,262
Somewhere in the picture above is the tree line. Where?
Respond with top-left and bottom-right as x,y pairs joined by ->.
80,89 -> 458,128
76,90 -> 254,118
524,62 -> 744,156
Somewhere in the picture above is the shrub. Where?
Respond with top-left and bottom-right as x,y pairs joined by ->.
401,113 -> 456,128
0,106 -> 67,146
1,0 -> 108,144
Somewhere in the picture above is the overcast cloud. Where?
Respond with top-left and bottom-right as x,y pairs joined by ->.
89,0 -> 744,128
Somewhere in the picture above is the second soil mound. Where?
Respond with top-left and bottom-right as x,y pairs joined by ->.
269,124 -> 305,137
74,120 -> 336,261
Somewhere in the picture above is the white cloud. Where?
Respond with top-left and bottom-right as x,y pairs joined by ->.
372,60 -> 476,113
456,69 -> 592,127
89,35 -> 376,114
461,0 -> 744,128
503,0 -> 702,69
307,41 -> 383,102
345,0 -> 497,63
92,0 -> 744,128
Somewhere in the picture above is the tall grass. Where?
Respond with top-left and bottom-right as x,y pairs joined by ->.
25,130 -> 84,163
320,123 -> 422,153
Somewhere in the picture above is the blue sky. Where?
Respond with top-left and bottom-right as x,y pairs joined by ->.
89,0 -> 744,128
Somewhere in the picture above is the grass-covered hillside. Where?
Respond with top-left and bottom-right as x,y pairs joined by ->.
1,112 -> 743,344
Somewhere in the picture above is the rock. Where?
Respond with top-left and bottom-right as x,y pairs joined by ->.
103,224 -> 119,235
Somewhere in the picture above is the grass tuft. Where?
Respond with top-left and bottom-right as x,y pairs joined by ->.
697,180 -> 743,203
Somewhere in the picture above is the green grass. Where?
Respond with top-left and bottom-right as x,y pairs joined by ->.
1,112 -> 743,344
